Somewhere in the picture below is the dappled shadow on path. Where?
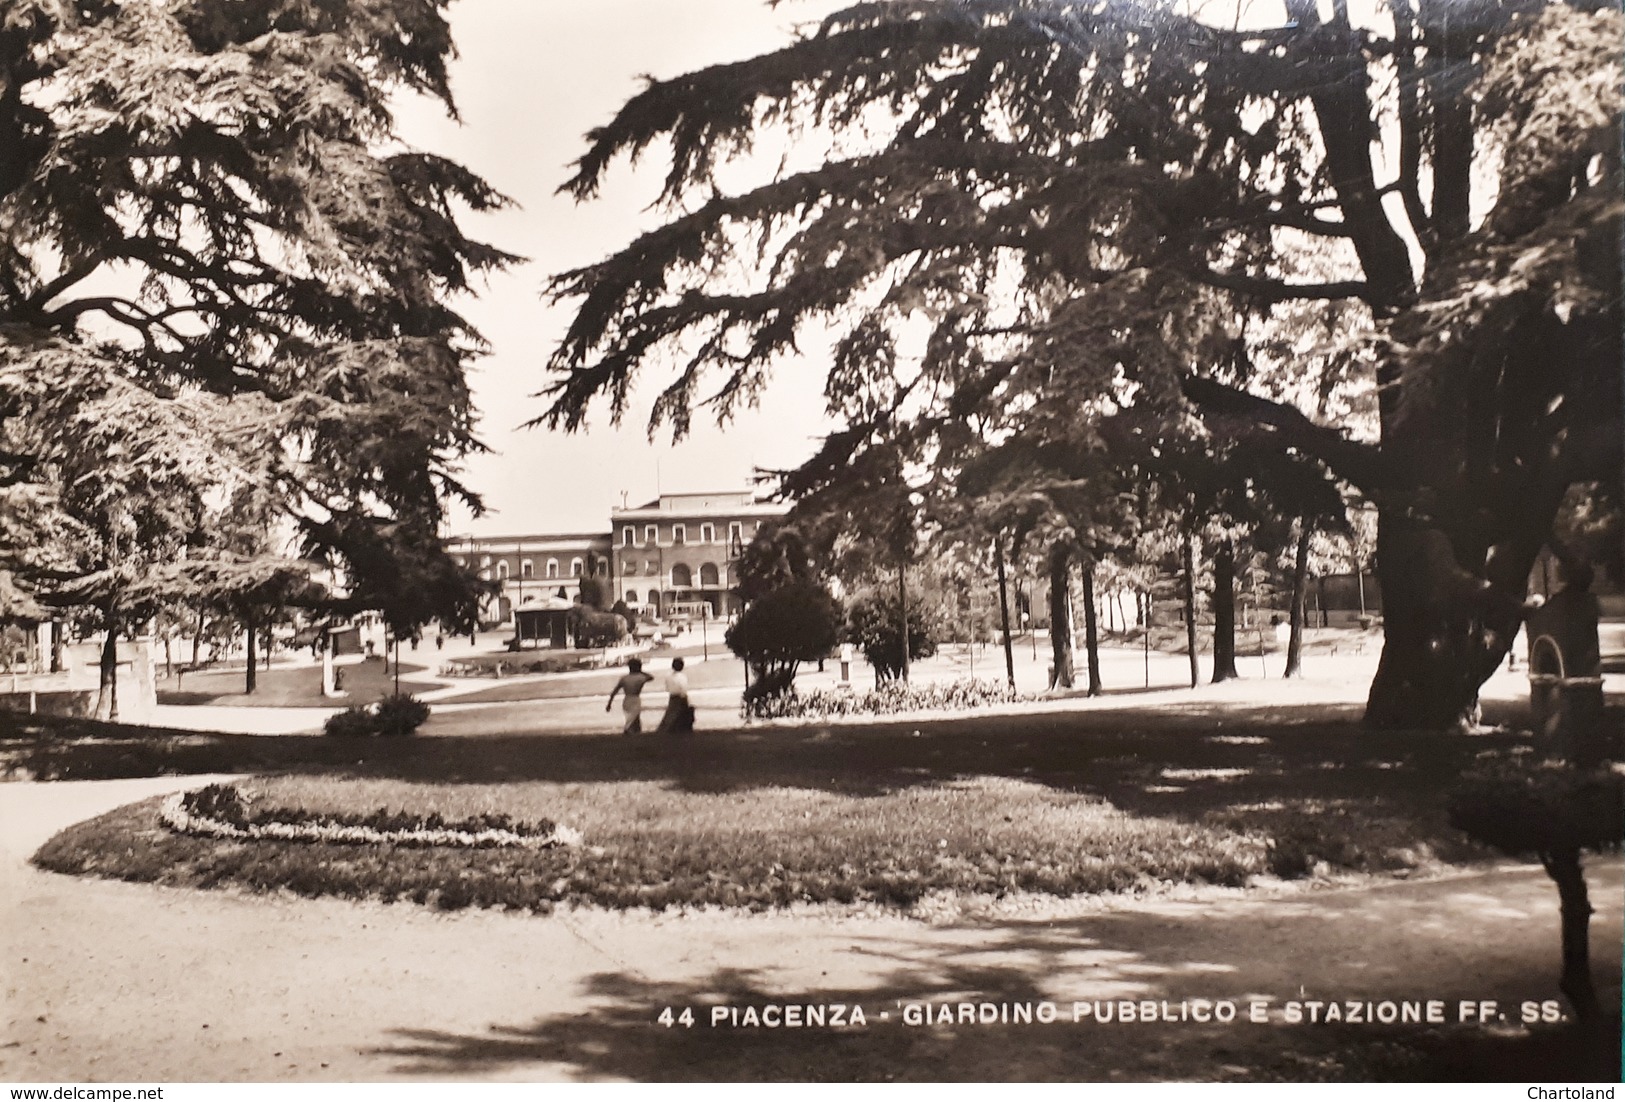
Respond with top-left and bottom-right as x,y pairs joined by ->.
367,876 -> 1623,1082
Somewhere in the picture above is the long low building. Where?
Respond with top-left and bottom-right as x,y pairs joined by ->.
450,490 -> 788,625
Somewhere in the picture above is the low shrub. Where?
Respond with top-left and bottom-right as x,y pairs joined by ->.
323,706 -> 378,738
374,693 -> 431,736
323,694 -> 431,738
743,677 -> 1037,721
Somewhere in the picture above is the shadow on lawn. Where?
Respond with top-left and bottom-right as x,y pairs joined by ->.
155,656 -> 435,708
366,878 -> 1622,1082
8,698 -> 1619,873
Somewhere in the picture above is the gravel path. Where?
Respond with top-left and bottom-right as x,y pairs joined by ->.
1,777 -> 1619,1082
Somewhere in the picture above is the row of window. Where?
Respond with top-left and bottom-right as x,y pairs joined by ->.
619,591 -> 722,608
458,553 -> 730,588
617,561 -> 724,585
620,521 -> 745,548
460,556 -> 584,580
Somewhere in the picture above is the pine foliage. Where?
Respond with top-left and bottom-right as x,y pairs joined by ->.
0,0 -> 516,629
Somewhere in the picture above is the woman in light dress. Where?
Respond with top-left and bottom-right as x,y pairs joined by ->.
656,656 -> 693,734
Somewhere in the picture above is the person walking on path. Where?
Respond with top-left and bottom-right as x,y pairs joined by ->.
656,656 -> 693,734
606,658 -> 655,734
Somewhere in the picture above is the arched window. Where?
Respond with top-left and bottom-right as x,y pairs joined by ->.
497,561 -> 510,580
626,590 -> 639,605
570,557 -> 583,577
546,559 -> 559,579
671,563 -> 693,587
699,563 -> 719,586
521,559 -> 534,579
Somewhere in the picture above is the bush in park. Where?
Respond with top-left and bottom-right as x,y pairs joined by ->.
725,580 -> 843,697
322,694 -> 431,738
374,693 -> 431,737
323,706 -> 378,739
845,590 -> 937,682
570,607 -> 627,648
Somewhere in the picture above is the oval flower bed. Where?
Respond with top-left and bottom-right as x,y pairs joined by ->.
160,783 -> 581,850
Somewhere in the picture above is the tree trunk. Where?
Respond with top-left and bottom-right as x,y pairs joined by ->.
1363,518 -> 1528,729
1047,545 -> 1074,689
95,611 -> 118,722
1210,538 -> 1239,683
995,538 -> 1015,688
1285,526 -> 1312,678
1541,848 -> 1599,1021
898,563 -> 910,684
1182,532 -> 1199,689
1080,560 -> 1102,697
245,613 -> 257,694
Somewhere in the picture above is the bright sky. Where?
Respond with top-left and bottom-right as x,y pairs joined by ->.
393,1 -> 847,537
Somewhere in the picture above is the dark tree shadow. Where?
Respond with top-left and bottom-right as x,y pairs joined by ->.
365,882 -> 1623,1082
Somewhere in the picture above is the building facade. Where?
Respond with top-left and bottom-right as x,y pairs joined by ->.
609,491 -> 788,618
448,532 -> 613,625
449,490 -> 788,626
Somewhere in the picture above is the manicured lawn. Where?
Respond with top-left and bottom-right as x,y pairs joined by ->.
21,697 -> 1562,913
156,656 -> 437,707
448,654 -> 748,704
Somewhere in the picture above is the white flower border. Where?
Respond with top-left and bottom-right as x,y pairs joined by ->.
159,790 -> 582,850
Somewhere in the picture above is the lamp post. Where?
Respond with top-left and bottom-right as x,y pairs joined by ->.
1143,589 -> 1150,688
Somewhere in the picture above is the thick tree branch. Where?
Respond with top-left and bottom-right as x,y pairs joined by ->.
1180,374 -> 1390,496
1187,266 -> 1371,304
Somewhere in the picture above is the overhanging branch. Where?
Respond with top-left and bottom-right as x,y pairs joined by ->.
1187,266 -> 1371,304
1180,374 -> 1390,496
